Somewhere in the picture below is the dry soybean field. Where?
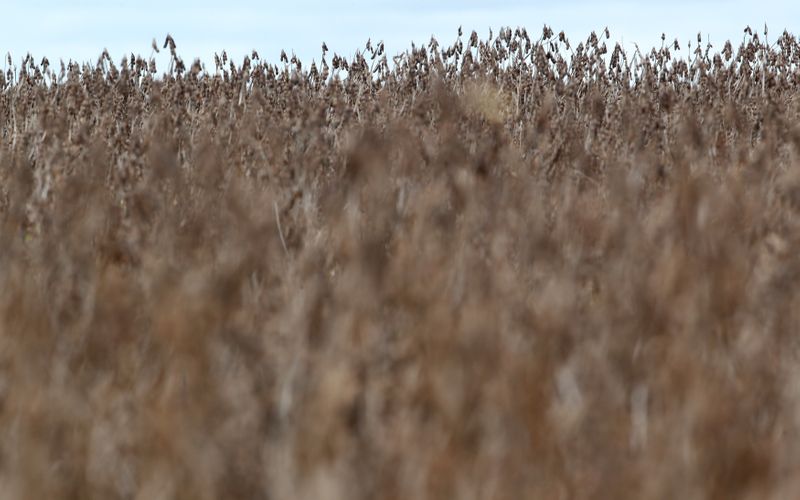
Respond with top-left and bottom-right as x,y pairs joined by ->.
3,26 -> 800,499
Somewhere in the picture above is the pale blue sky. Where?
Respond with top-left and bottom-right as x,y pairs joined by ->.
3,1 -> 799,68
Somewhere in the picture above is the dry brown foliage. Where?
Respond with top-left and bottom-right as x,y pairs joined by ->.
2,26 -> 800,498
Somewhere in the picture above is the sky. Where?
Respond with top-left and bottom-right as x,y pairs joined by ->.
3,0 -> 800,69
